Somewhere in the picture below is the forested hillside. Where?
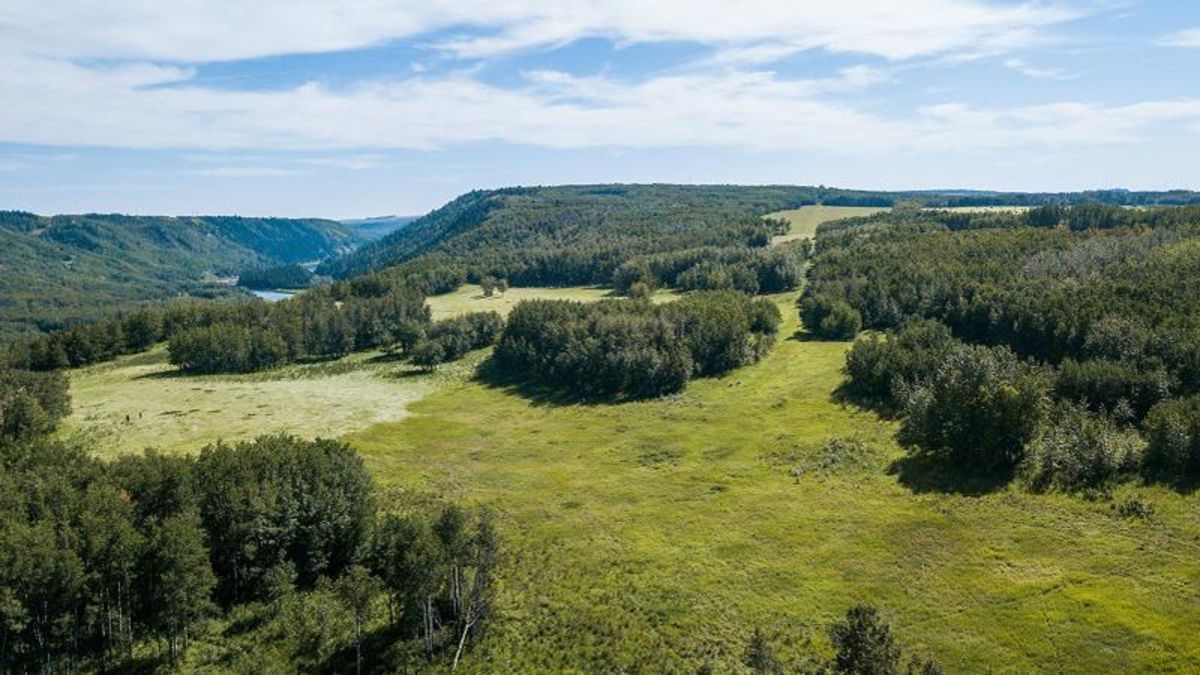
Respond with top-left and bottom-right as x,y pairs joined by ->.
319,184 -> 1200,287
0,212 -> 359,337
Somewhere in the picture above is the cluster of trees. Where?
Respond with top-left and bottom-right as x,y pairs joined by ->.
408,312 -> 505,371
495,291 -> 780,398
0,274 -> 430,376
0,406 -> 498,672
613,242 -> 806,297
236,263 -> 316,290
842,317 -> 1200,489
742,604 -> 940,674
0,367 -> 70,442
479,276 -> 509,297
167,284 -> 429,374
805,204 -> 1200,486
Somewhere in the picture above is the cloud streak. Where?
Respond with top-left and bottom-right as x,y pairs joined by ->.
1160,28 -> 1200,48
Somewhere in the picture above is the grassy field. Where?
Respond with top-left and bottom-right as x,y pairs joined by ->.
61,347 -> 450,459
64,286 -> 675,458
764,205 -> 890,244
66,290 -> 1200,671
427,284 -> 676,320
346,294 -> 1200,672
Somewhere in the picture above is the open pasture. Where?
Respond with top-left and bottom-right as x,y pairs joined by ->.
764,205 -> 890,244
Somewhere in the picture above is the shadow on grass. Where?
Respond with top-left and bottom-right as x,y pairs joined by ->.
316,622 -> 431,675
829,382 -> 904,420
787,328 -> 823,343
473,356 -> 638,408
1139,469 -> 1200,495
887,453 -> 1015,496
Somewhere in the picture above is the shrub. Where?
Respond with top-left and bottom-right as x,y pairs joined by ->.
1021,404 -> 1143,492
800,295 -> 861,339
1142,396 -> 1200,481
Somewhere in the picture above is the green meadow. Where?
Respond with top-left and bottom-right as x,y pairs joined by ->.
764,205 -> 890,244
63,288 -> 1200,672
342,294 -> 1200,672
64,285 -> 677,457
428,283 -> 677,320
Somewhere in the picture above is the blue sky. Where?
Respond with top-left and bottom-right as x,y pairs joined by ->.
1,1 -> 1198,218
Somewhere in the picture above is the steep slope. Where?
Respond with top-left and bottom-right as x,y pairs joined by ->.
0,211 -> 360,336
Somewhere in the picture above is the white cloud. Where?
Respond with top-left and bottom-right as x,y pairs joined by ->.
0,1 -> 1080,63
3,0 -> 1187,160
1003,58 -> 1069,79
2,55 -> 1197,155
1160,28 -> 1200,48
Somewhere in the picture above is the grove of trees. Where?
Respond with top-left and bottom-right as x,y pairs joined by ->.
0,391 -> 497,672
814,204 -> 1200,488
495,291 -> 780,398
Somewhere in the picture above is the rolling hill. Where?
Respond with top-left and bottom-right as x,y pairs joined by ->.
319,184 -> 1200,283
0,211 -> 360,336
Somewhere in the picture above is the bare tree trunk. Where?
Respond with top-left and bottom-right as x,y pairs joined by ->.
452,618 -> 475,671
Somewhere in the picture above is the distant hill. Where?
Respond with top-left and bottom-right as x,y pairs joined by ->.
341,215 -> 419,241
318,184 -> 1200,282
0,211 -> 360,336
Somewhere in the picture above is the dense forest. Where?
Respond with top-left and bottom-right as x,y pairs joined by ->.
0,211 -> 360,338
235,263 -> 316,290
803,204 -> 1200,489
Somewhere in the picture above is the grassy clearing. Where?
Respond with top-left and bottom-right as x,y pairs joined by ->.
347,293 -> 1200,672
62,346 -> 458,458
64,285 -> 671,458
764,205 -> 890,244
427,283 -> 678,320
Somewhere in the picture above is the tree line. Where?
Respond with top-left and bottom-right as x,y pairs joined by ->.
5,273 -> 432,374
236,263 -> 316,290
613,241 -> 807,297
495,291 -> 780,398
801,204 -> 1200,488
0,395 -> 498,672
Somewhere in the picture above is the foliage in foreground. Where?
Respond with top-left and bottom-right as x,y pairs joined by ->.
742,604 -> 941,674
0,417 -> 497,672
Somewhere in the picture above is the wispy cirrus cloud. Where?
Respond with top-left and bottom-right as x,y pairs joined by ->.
0,1 -> 1083,63
1160,28 -> 1200,48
